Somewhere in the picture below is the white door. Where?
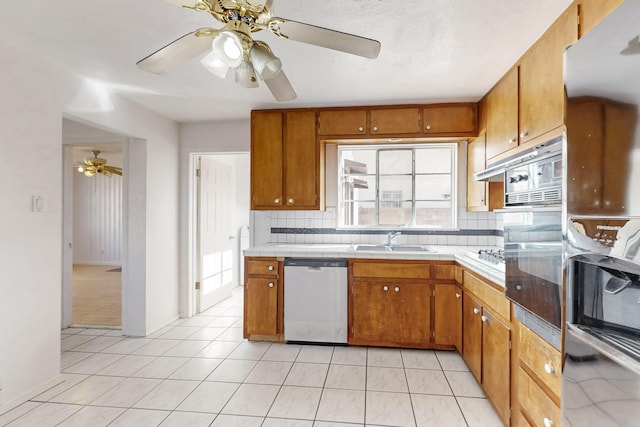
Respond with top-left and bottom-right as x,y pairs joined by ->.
197,156 -> 236,313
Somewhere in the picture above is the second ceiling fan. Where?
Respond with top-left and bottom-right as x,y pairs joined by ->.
137,0 -> 381,101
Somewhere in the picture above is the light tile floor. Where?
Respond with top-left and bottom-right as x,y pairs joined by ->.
0,288 -> 503,427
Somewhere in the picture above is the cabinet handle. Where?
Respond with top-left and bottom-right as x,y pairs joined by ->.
508,138 -> 517,144
383,285 -> 389,291
268,282 -> 274,288
544,363 -> 555,375
358,126 -> 364,132
481,315 -> 488,322
455,293 -> 461,299
288,198 -> 294,205
274,198 -> 280,204
520,131 -> 528,138
425,124 -> 431,130
473,307 -> 480,315
543,417 -> 553,427
394,286 -> 400,292
268,265 -> 274,271
372,126 -> 378,132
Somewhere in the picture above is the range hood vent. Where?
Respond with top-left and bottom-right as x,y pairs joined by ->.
474,136 -> 563,182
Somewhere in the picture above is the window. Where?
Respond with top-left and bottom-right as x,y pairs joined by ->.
338,144 -> 457,228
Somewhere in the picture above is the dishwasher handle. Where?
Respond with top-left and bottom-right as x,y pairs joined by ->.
284,258 -> 348,268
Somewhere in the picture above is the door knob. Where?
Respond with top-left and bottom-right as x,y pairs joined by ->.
268,265 -> 274,271
481,315 -> 488,322
473,308 -> 480,315
455,293 -> 461,299
383,285 -> 389,291
394,286 -> 400,292
268,282 -> 274,288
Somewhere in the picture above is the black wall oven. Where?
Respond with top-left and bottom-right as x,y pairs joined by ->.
502,144 -> 563,349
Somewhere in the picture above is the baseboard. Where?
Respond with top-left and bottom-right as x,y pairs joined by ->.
0,374 -> 64,417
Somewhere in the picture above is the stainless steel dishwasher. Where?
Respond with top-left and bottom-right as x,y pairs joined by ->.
284,258 -> 348,344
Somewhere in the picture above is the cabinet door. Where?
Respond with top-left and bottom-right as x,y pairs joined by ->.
462,293 -> 483,383
486,67 -> 518,159
423,104 -> 477,135
351,280 -> 392,343
433,284 -> 462,351
578,0 -> 622,37
284,110 -> 319,209
318,110 -> 367,135
390,282 -> 430,346
519,5 -> 578,145
482,309 -> 511,426
244,277 -> 278,337
370,108 -> 421,135
467,133 -> 489,211
251,111 -> 283,209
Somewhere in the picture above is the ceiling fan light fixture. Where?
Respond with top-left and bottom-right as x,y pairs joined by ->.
235,60 -> 259,88
212,31 -> 244,67
201,50 -> 229,78
249,42 -> 282,80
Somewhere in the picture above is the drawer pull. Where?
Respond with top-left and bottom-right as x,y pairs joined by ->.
473,307 -> 480,315
543,417 -> 553,427
481,315 -> 488,322
268,265 -> 274,271
394,286 -> 400,292
274,198 -> 280,204
373,126 -> 379,132
383,285 -> 389,292
544,363 -> 555,375
358,126 -> 364,132
268,282 -> 274,288
426,124 -> 432,130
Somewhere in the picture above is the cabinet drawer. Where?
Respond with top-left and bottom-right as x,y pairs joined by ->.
246,258 -> 279,276
518,368 -> 560,427
454,266 -> 463,284
433,263 -> 455,280
463,271 -> 510,321
519,322 -> 562,398
352,261 -> 430,280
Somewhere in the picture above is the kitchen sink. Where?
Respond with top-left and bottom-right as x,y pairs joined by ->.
354,244 -> 434,252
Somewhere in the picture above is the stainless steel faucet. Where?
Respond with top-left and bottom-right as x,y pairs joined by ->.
386,231 -> 401,246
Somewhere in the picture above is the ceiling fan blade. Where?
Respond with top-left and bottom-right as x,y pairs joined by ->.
264,69 -> 297,102
104,166 -> 123,176
271,19 -> 381,59
137,29 -> 215,74
165,0 -> 200,8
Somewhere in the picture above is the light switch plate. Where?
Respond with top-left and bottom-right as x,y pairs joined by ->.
32,195 -> 44,212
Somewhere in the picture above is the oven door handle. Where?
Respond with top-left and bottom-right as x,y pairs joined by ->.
566,323 -> 640,375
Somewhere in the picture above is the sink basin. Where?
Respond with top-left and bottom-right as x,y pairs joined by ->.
354,244 -> 434,253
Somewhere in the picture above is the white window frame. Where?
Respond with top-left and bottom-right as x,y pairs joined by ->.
337,143 -> 458,229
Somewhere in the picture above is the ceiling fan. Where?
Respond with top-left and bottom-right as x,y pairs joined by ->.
136,0 -> 381,101
75,151 -> 123,177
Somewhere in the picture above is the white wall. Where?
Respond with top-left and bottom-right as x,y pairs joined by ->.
72,172 -> 122,265
178,120 -> 250,317
0,39 -> 180,412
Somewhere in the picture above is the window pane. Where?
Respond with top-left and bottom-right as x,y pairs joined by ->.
416,201 -> 453,228
379,150 -> 412,174
379,201 -> 412,226
342,149 -> 376,174
340,201 -> 376,226
415,147 -> 452,174
379,175 -> 412,202
415,175 -> 452,200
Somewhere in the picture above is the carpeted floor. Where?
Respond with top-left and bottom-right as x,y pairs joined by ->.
72,264 -> 121,327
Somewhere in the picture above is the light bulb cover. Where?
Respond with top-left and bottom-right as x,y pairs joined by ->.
249,42 -> 282,81
235,60 -> 259,88
201,50 -> 229,78
211,31 -> 244,68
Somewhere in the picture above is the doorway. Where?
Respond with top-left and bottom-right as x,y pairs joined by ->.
192,153 -> 250,314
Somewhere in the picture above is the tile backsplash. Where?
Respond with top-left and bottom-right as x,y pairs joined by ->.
251,208 -> 504,248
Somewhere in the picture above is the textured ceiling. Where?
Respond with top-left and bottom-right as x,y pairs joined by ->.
0,0 -> 572,122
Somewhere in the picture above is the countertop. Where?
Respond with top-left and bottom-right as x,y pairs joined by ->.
244,244 -> 505,287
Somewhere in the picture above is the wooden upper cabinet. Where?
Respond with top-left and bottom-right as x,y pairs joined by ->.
485,67 -> 518,160
251,110 -> 319,210
370,108 -> 421,135
467,133 -> 489,211
519,4 -> 578,145
578,0 -> 622,37
251,111 -> 284,209
318,109 -> 367,135
283,110 -> 319,209
423,104 -> 477,135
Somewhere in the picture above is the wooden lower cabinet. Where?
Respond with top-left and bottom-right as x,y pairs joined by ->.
433,283 -> 462,352
462,277 -> 512,427
518,368 -> 560,427
351,279 -> 430,347
244,257 -> 282,340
